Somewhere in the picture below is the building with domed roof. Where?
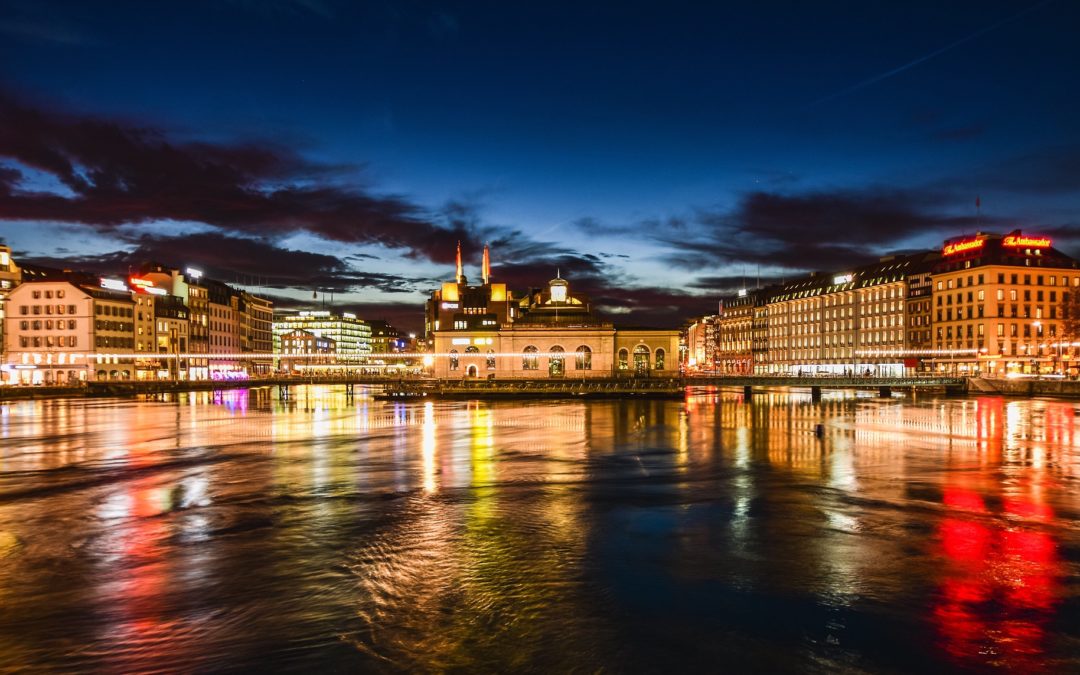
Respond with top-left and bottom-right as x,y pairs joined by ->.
428,249 -> 678,379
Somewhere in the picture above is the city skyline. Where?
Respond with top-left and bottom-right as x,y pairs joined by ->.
3,0 -> 1080,333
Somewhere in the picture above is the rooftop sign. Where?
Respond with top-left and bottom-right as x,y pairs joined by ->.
1003,235 -> 1051,248
943,238 -> 985,256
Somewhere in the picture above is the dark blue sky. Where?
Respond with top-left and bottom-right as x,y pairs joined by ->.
2,0 -> 1079,330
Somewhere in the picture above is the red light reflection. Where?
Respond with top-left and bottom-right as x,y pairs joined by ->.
933,486 -> 1060,670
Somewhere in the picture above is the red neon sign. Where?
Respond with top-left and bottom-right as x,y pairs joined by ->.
1003,235 -> 1051,248
128,277 -> 167,296
943,238 -> 985,256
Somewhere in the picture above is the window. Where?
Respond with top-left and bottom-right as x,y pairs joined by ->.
523,346 -> 539,370
486,349 -> 496,370
549,346 -> 565,377
618,348 -> 629,370
633,345 -> 651,373
449,349 -> 459,370
575,345 -> 592,370
655,348 -> 666,370
465,345 -> 480,354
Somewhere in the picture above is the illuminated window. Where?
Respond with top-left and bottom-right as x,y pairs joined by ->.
618,348 -> 628,370
548,346 -> 566,376
575,345 -> 592,370
523,346 -> 539,370
449,349 -> 459,370
655,348 -> 666,370
486,349 -> 496,370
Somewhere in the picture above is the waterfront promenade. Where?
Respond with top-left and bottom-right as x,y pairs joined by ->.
5,373 -> 1080,401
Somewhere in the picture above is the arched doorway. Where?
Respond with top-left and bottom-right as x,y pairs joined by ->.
633,345 -> 650,375
465,364 -> 479,378
549,346 -> 565,377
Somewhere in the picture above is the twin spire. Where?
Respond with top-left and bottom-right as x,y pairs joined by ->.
455,241 -> 491,284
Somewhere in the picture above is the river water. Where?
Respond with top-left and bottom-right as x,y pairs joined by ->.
0,386 -> 1077,672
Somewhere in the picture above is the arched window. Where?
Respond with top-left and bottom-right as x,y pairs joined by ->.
449,349 -> 460,370
486,349 -> 496,370
575,345 -> 592,370
633,345 -> 650,374
655,348 -> 666,370
523,346 -> 539,370
618,348 -> 629,370
549,345 -> 565,377
465,345 -> 480,354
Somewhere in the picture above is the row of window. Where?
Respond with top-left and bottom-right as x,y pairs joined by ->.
18,336 -> 78,348
19,320 -> 78,331
95,305 -> 133,317
19,304 -> 77,315
30,289 -> 66,299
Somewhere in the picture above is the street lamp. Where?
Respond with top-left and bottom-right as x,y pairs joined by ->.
1033,321 -> 1043,375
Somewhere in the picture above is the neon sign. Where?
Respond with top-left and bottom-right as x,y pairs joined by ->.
943,238 -> 984,256
100,278 -> 128,292
129,277 -> 167,296
833,273 -> 853,284
1003,235 -> 1051,248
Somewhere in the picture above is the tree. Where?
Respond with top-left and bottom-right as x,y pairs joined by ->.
1063,288 -> 1080,341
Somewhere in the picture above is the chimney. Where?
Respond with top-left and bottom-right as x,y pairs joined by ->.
455,240 -> 464,283
482,244 -> 490,284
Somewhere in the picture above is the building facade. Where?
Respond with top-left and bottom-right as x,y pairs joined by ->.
929,231 -> 1080,375
431,274 -> 679,379
272,309 -> 371,364
424,243 -> 516,343
3,279 -> 136,384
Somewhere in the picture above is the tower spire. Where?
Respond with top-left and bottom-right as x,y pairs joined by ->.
482,243 -> 490,284
455,240 -> 464,283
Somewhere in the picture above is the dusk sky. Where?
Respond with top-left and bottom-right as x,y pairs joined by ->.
2,0 -> 1079,332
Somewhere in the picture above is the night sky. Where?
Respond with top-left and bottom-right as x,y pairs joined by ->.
2,0 -> 1079,332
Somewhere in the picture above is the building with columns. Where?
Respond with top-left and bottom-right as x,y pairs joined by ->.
431,268 -> 678,379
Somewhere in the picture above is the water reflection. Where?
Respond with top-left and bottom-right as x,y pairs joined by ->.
0,387 -> 1077,671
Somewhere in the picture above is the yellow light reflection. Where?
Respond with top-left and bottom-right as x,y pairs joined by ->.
422,402 -> 437,493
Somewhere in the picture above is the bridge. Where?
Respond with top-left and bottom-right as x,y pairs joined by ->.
683,375 -> 968,400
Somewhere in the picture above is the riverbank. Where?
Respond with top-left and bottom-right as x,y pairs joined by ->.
968,377 -> 1080,399
4,376 -> 1080,403
0,376 -> 396,401
377,378 -> 684,400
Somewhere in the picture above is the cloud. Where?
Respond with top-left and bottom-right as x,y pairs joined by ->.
18,231 -> 424,295
656,186 -> 981,271
0,91 -> 478,263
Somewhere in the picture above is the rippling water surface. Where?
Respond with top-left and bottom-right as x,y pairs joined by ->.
0,386 -> 1078,672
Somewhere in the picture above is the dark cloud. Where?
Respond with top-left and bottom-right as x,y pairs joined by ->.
657,187 -> 981,271
0,91 -> 477,263
18,232 -> 424,295
688,274 -> 789,294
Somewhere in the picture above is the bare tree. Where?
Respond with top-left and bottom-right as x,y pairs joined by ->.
1064,288 -> 1080,341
